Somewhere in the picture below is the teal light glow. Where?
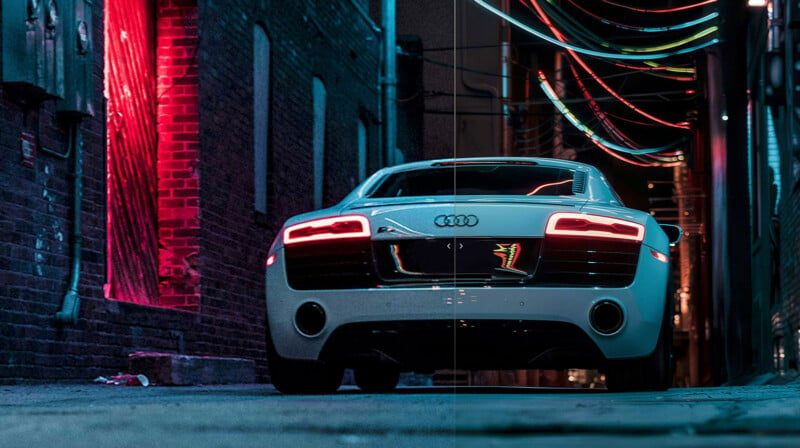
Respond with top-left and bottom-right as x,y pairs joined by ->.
766,107 -> 781,214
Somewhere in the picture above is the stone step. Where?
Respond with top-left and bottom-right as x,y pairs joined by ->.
128,352 -> 255,386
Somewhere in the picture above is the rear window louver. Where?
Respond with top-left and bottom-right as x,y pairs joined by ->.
572,171 -> 587,194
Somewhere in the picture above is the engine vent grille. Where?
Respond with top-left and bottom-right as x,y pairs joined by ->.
283,237 -> 641,290
285,241 -> 374,290
533,237 -> 640,287
572,171 -> 587,194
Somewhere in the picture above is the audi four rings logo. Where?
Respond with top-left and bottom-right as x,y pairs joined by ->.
434,214 -> 479,227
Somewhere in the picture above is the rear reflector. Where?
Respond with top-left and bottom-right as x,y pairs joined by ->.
650,250 -> 669,263
283,215 -> 371,246
545,212 -> 645,242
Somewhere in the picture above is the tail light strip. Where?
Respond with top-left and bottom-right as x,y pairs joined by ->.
283,215 -> 371,246
545,212 -> 645,242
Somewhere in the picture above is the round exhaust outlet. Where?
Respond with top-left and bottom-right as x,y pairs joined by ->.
295,302 -> 326,337
589,299 -> 625,335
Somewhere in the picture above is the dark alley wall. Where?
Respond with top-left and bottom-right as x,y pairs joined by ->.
0,0 -> 381,382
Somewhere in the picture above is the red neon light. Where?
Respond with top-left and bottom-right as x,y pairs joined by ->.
545,212 -> 645,242
601,0 -> 717,14
284,215 -> 371,246
607,61 -> 696,81
266,254 -> 277,266
650,250 -> 669,263
528,0 -> 691,130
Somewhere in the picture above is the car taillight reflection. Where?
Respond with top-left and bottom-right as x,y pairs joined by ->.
545,212 -> 644,242
283,215 -> 371,246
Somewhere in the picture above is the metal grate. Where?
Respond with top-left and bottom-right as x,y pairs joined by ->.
534,237 -> 640,287
284,236 -> 640,290
572,171 -> 587,194
285,241 -> 374,290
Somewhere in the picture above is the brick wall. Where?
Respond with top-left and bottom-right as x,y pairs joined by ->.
1,0 -> 382,382
196,0 -> 382,379
391,0 -> 457,160
157,0 -> 201,311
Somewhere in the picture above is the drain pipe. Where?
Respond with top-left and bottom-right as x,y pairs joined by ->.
381,0 -> 397,166
55,123 -> 84,325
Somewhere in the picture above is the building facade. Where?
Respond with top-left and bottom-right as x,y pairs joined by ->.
744,1 -> 800,378
1,0 -> 382,382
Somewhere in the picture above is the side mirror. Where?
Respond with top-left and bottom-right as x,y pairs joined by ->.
660,224 -> 683,247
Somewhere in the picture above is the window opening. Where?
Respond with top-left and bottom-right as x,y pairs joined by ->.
357,119 -> 368,182
254,25 -> 270,214
105,0 -> 200,311
313,77 -> 327,209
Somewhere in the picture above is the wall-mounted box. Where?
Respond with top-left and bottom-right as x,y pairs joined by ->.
57,0 -> 93,116
2,0 -> 65,99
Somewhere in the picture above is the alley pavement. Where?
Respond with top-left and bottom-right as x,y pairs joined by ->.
2,381 -> 800,447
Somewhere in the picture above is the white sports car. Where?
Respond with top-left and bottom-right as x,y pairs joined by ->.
265,157 -> 681,393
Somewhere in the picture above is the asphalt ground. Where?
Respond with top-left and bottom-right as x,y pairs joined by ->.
2,382 -> 800,447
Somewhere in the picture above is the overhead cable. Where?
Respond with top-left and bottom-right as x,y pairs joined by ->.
471,0 -> 719,60
527,0 -> 692,129
538,70 -> 686,156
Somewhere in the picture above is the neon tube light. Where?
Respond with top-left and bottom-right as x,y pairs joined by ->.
538,70 -> 684,155
601,0 -> 718,13
608,60 -> 696,79
616,27 -> 718,53
563,52 -> 688,163
644,61 -> 696,74
565,0 -> 718,33
528,0 -> 692,129
471,0 -> 719,60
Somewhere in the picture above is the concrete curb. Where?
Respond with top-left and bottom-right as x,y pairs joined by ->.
128,352 -> 256,386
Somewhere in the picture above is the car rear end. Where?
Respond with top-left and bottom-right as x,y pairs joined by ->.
265,159 -> 672,376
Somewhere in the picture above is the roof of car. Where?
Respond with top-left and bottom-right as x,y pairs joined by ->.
379,157 -> 595,173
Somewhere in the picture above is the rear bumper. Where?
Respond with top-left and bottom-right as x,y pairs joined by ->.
319,319 -> 605,371
266,244 -> 670,369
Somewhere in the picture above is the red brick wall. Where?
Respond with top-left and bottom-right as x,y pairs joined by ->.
0,0 -> 381,382
156,0 -> 200,311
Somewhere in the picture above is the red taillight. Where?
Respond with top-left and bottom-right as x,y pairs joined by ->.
283,215 -> 371,246
545,212 -> 645,242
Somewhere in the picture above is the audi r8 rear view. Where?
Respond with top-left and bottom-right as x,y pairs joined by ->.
265,157 -> 681,393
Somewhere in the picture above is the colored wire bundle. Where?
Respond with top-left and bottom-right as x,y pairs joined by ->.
469,0 -> 714,166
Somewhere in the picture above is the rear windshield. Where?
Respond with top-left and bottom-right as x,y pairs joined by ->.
369,165 -> 577,197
